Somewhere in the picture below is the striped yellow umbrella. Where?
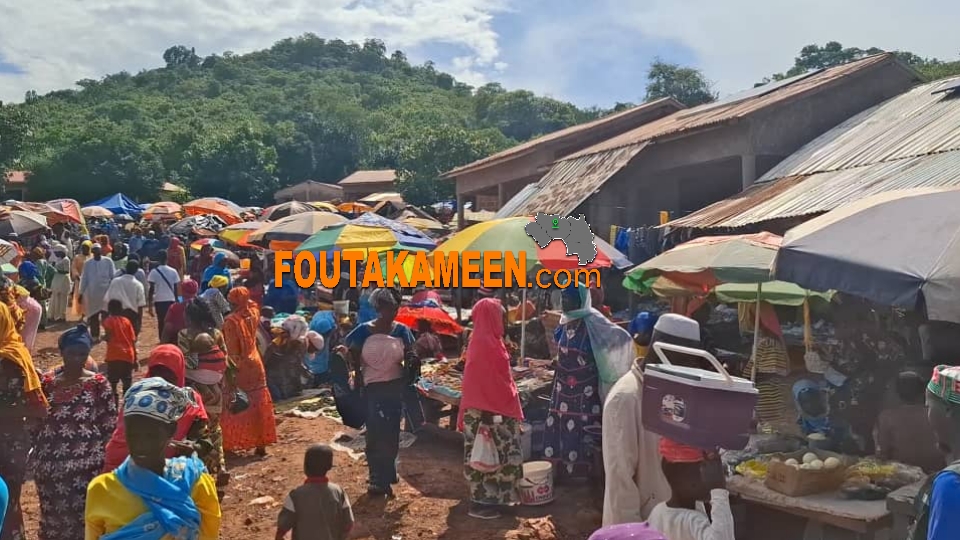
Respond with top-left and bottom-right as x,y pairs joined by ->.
219,221 -> 263,246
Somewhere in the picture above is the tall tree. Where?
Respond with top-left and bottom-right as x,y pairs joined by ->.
644,59 -> 717,107
0,104 -> 29,178
761,42 -> 960,84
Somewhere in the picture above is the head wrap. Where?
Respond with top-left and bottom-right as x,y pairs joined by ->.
147,344 -> 187,387
180,279 -> 199,300
17,260 -> 39,280
122,377 -> 193,424
306,330 -> 325,350
928,365 -> 960,405
588,523 -> 667,540
30,247 -> 45,259
659,438 -> 707,463
209,275 -> 229,289
793,378 -> 830,433
81,240 -> 93,248
0,302 -> 45,406
14,286 -> 29,299
227,286 -> 250,308
282,315 -> 309,341
369,288 -> 398,311
58,324 -> 94,354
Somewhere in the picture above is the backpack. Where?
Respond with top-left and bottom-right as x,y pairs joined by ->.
907,460 -> 960,540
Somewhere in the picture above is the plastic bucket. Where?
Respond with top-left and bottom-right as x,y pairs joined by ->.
518,461 -> 554,506
240,258 -> 251,270
520,423 -> 533,462
333,300 -> 350,315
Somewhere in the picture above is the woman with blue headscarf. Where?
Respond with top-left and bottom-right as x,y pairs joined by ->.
200,253 -> 231,292
305,310 -> 339,387
543,282 -> 634,480
793,379 -> 857,452
85,377 -> 222,539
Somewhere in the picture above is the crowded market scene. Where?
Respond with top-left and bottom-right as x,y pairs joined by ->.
3,49 -> 960,540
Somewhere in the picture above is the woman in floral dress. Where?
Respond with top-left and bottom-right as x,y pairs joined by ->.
32,325 -> 116,540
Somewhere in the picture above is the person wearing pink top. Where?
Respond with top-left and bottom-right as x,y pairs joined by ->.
15,287 -> 41,353
457,297 -> 524,520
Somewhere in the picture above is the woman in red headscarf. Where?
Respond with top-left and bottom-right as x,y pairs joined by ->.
220,286 -> 277,456
458,297 -> 524,520
101,344 -> 209,472
168,237 -> 187,279
161,279 -> 199,345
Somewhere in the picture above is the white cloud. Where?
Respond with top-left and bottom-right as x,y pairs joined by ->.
615,0 -> 960,94
0,0 -> 509,102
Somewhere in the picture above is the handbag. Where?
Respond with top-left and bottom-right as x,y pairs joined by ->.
228,388 -> 250,414
469,425 -> 501,473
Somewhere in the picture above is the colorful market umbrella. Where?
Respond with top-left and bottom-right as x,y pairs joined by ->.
337,201 -> 373,214
248,212 -> 347,250
296,213 -> 436,254
623,232 -> 781,294
190,238 -> 227,251
431,216 -> 621,273
396,306 -> 463,337
183,198 -> 243,224
0,240 -> 19,265
143,201 -> 182,220
259,201 -> 315,222
219,221 -> 263,246
309,202 -> 340,213
0,209 -> 48,237
82,206 -> 114,218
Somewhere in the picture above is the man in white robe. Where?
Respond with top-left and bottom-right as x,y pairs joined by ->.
601,314 -> 702,526
78,243 -> 115,340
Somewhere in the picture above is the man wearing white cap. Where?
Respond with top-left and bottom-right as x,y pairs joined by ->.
78,243 -> 116,339
601,313 -> 702,526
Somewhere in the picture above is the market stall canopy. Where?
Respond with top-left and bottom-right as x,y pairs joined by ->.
143,201 -> 182,220
337,202 -> 373,214
396,305 -> 462,336
624,232 -> 781,293
359,192 -> 404,204
219,221 -> 263,247
308,202 -> 340,213
0,240 -> 19,264
775,187 -> 960,323
432,216 -> 615,273
248,211 -> 347,250
183,198 -> 243,224
714,281 -> 833,306
296,213 -> 435,254
6,202 -> 75,226
168,214 -> 228,236
47,199 -> 87,229
259,201 -> 315,222
85,193 -> 142,217
81,206 -> 114,218
0,209 -> 48,237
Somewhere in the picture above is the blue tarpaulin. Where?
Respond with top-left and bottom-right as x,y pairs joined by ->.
85,193 -> 143,217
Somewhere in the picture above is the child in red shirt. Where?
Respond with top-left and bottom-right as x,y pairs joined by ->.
103,299 -> 137,400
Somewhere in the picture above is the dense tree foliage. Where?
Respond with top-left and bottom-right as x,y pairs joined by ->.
760,42 -> 960,85
644,59 -> 717,107
0,103 -> 29,182
12,35 -> 602,207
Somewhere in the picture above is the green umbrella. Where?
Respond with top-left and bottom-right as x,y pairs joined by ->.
714,281 -> 833,306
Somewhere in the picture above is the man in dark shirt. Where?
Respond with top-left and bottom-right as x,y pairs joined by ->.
277,444 -> 354,540
876,370 -> 945,473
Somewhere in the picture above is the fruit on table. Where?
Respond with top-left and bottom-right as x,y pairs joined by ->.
824,457 -> 842,470
785,458 -> 800,468
809,459 -> 824,470
803,452 -> 819,464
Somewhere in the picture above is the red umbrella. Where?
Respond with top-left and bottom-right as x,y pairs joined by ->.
396,306 -> 463,337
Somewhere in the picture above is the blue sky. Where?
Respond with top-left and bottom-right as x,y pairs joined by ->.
1,0 -> 958,106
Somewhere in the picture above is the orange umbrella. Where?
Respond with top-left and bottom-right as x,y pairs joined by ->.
183,198 -> 242,225
6,202 -> 74,226
47,199 -> 87,230
143,201 -> 182,220
337,201 -> 373,214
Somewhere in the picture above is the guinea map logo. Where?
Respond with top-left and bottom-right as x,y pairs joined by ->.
524,212 -> 598,265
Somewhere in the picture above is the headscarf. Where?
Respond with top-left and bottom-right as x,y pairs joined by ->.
457,298 -> 523,430
180,279 -> 198,301
227,286 -> 253,316
0,302 -> 46,406
305,311 -> 337,376
659,437 -> 708,463
281,315 -> 309,341
17,260 -> 38,281
208,275 -> 229,289
588,523 -> 667,540
122,376 -> 194,423
201,252 -> 229,290
560,283 -> 635,400
929,364 -> 960,405
224,286 -> 260,361
793,379 -> 830,434
368,288 -> 398,313
58,323 -> 94,354
0,279 -> 25,333
107,454 -> 203,540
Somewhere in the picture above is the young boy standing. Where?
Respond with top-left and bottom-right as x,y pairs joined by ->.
102,299 -> 137,400
277,445 -> 354,540
647,441 -> 735,540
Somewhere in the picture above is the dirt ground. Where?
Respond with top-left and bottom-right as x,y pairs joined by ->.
20,312 -> 602,540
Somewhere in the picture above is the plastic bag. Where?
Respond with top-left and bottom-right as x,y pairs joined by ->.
469,426 -> 501,473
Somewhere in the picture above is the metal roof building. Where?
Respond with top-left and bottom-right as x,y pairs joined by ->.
667,76 -> 960,231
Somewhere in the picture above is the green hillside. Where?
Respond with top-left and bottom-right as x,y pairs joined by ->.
7,35 -> 602,206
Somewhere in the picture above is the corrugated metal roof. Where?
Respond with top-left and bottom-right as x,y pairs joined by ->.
669,75 -> 960,229
508,144 -> 647,217
442,98 -> 682,178
567,54 -> 905,160
494,183 -> 540,218
338,170 -> 398,185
